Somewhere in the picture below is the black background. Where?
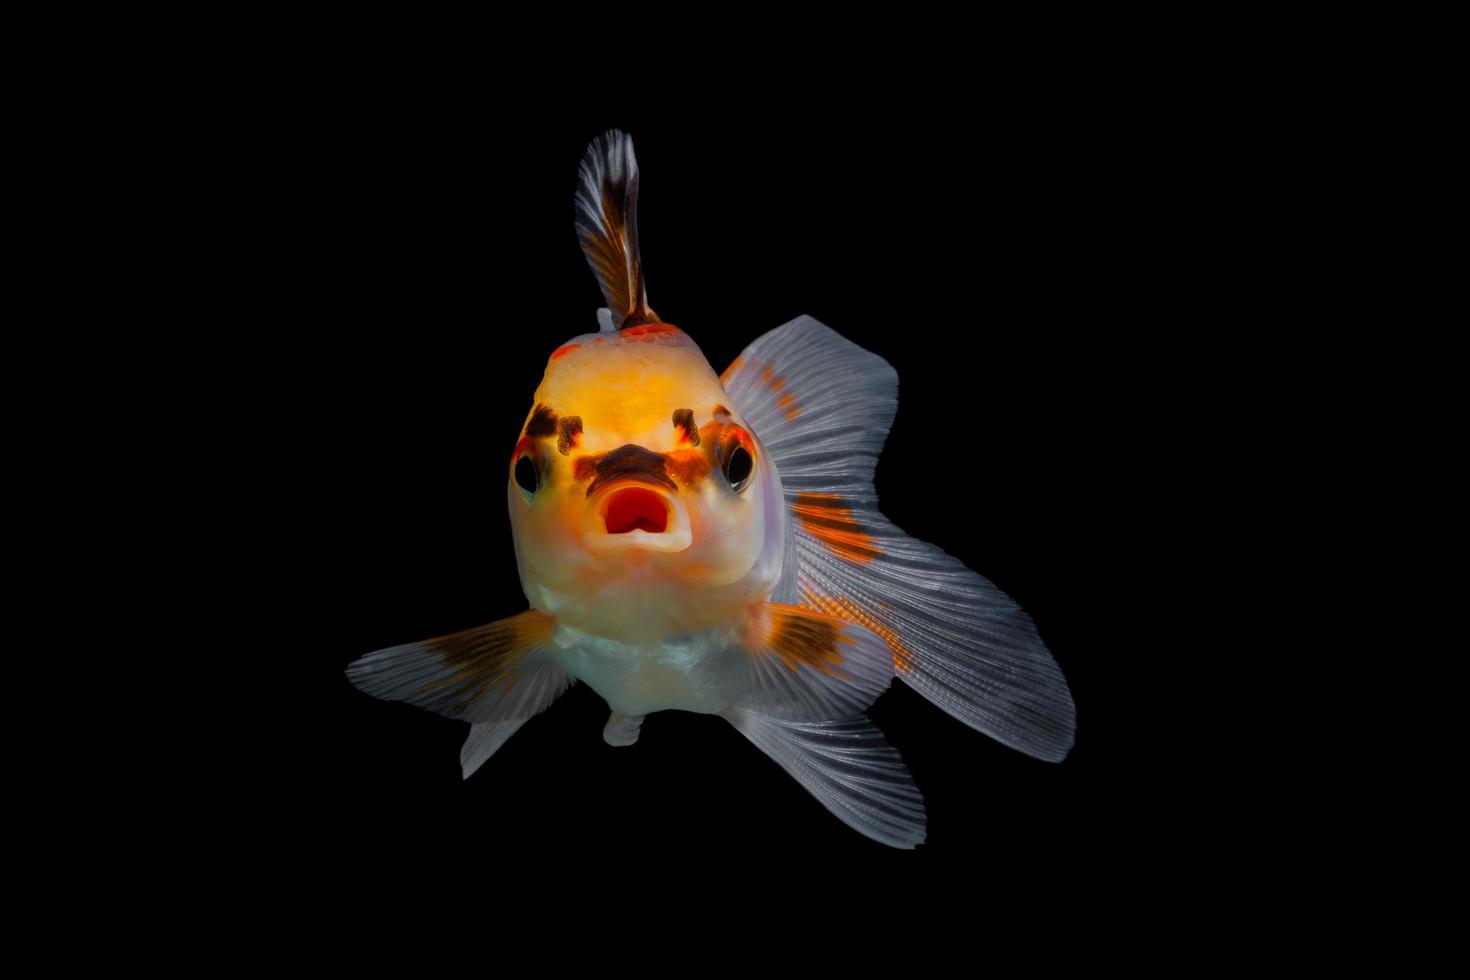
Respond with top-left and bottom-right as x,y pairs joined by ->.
235,81 -> 1216,903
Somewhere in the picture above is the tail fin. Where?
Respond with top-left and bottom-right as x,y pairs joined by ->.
575,129 -> 658,329
720,316 -> 1077,762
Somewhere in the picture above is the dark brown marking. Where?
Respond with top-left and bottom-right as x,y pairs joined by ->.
712,404 -> 731,418
556,416 -> 583,456
672,408 -> 699,447
415,611 -> 554,705
586,444 -> 677,496
765,606 -> 851,678
525,404 -> 557,437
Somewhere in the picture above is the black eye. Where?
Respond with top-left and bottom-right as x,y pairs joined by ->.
723,446 -> 754,492
514,455 -> 538,495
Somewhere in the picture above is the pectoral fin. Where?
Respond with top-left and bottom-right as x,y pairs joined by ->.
726,603 -> 895,722
346,610 -> 574,774
460,721 -> 526,779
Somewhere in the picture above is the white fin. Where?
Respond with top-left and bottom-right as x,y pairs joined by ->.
721,314 -> 897,497
729,602 -> 894,721
596,307 -> 617,333
345,610 -> 574,727
460,721 -> 526,779
575,130 -> 657,328
723,708 -> 926,849
721,316 -> 1077,762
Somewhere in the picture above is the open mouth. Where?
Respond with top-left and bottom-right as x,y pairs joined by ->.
582,478 -> 692,554
604,486 -> 669,535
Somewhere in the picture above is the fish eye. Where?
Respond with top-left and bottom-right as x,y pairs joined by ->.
723,446 -> 754,492
514,454 -> 539,496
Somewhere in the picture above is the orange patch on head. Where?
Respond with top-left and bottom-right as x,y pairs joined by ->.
793,493 -> 882,564
550,343 -> 581,361
620,322 -> 681,338
572,455 -> 599,482
665,449 -> 710,486
510,435 -> 534,466
799,586 -> 915,674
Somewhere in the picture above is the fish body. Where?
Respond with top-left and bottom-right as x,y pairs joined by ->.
346,131 -> 1076,848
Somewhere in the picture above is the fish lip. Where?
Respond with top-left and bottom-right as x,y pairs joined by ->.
585,444 -> 676,497
582,478 -> 692,554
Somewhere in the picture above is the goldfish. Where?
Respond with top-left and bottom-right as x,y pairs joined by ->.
345,129 -> 1076,848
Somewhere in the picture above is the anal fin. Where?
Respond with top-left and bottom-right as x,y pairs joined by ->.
723,708 -> 926,849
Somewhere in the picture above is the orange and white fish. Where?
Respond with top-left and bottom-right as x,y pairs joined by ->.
346,130 -> 1076,847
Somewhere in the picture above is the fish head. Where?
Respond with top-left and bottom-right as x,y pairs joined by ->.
507,322 -> 787,639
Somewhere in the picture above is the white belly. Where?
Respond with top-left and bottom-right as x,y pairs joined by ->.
550,621 -> 743,715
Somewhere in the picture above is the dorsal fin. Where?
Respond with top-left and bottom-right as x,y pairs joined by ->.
574,130 -> 658,330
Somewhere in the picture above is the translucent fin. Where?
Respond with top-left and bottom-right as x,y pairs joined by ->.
460,720 -> 526,779
721,316 -> 1077,762
728,603 -> 894,721
719,314 -> 896,496
575,129 -> 656,328
723,708 -> 926,849
345,610 -> 574,726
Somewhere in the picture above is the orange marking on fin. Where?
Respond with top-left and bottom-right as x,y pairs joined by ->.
720,356 -> 745,384
763,605 -> 852,678
799,587 -> 915,674
415,610 -> 554,703
793,493 -> 882,564
550,343 -> 581,361
764,366 -> 799,416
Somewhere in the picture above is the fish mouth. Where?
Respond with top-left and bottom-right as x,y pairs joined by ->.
582,477 -> 692,554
